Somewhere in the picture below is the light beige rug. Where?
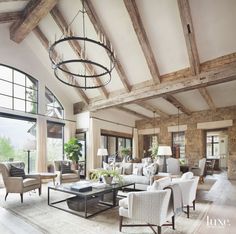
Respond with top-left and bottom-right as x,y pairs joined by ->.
0,185 -> 211,234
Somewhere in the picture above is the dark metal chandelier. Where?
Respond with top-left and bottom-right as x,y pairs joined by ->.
48,0 -> 116,89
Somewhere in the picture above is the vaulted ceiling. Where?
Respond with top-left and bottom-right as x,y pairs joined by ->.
1,0 -> 236,120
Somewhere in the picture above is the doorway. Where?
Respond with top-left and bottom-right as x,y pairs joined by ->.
206,130 -> 228,171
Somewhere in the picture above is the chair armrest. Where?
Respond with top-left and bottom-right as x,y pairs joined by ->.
6,177 -> 23,192
71,170 -> 80,175
25,174 -> 41,182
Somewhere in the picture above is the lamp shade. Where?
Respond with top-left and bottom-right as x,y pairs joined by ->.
157,146 -> 172,156
23,140 -> 36,151
97,148 -> 108,156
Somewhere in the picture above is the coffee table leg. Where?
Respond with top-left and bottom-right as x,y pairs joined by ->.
84,197 -> 87,218
53,178 -> 55,185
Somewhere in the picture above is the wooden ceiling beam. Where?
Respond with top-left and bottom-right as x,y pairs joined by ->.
50,6 -> 109,99
163,94 -> 191,115
33,26 -> 90,105
84,0 -> 132,93
178,0 -> 200,75
85,61 -> 236,111
135,101 -> 169,118
198,87 -> 216,111
116,106 -> 151,119
124,0 -> 160,84
10,0 -> 58,43
0,11 -> 22,24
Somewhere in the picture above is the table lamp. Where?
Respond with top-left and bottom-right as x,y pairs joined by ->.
157,146 -> 172,172
97,148 -> 108,167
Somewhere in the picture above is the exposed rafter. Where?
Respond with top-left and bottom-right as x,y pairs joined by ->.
135,101 -> 169,118
124,0 -> 160,84
116,106 -> 151,119
85,61 -> 236,111
163,95 -> 191,115
0,11 -> 22,24
33,26 -> 90,105
178,0 -> 200,75
10,0 -> 58,43
198,87 -> 216,111
84,0 -> 132,92
50,6 -> 109,99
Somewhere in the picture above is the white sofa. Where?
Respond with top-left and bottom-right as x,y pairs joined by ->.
114,162 -> 170,190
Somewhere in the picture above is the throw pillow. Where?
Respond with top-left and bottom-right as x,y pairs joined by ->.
10,165 -> 26,179
103,162 -> 113,170
143,163 -> 158,177
132,163 -> 143,176
61,162 -> 72,174
122,163 -> 133,175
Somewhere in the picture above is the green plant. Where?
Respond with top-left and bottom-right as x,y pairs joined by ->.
90,169 -> 122,182
64,138 -> 82,163
148,144 -> 158,159
120,147 -> 131,158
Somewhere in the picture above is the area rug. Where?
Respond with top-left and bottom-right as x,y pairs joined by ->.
197,178 -> 217,191
0,185 -> 211,234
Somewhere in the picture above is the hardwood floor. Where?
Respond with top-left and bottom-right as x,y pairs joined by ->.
196,171 -> 236,233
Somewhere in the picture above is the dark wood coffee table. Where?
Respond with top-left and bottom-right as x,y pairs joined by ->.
48,181 -> 135,218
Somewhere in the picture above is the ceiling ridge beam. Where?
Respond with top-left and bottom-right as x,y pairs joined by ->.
198,87 -> 216,111
10,0 -> 58,43
163,94 -> 191,115
33,26 -> 90,105
86,62 -> 236,111
178,0 -> 200,75
124,0 -> 160,84
0,11 -> 22,24
50,6 -> 109,99
84,0 -> 132,93
116,106 -> 151,119
135,101 -> 169,118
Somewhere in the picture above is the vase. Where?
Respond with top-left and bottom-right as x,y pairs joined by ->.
102,176 -> 113,184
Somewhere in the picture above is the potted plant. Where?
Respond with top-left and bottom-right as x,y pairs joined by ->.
120,147 -> 131,161
148,144 -> 159,159
64,137 -> 82,170
91,169 -> 122,184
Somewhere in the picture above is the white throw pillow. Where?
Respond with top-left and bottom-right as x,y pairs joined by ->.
132,163 -> 143,175
181,172 -> 194,180
122,163 -> 133,175
143,163 -> 158,177
103,162 -> 112,170
148,177 -> 172,191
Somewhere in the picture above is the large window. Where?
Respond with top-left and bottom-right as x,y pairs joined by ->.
0,114 -> 36,173
47,121 -> 64,163
45,88 -> 64,119
76,132 -> 86,178
0,64 -> 38,114
101,133 -> 132,162
206,134 -> 219,158
172,132 -> 185,158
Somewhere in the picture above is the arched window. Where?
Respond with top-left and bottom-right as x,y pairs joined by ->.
45,87 -> 64,119
0,64 -> 38,114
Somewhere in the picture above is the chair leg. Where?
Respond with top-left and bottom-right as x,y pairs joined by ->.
119,216 -> 123,232
193,200 -> 196,210
5,192 -> 8,201
157,226 -> 161,234
187,205 -> 190,218
20,193 -> 23,203
39,187 -> 41,196
172,216 -> 175,230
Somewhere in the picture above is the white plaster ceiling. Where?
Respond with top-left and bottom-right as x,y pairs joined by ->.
123,104 -> 154,118
0,1 -> 27,13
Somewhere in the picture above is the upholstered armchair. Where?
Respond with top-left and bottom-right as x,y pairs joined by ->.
191,158 -> 206,183
119,190 -> 174,234
166,158 -> 181,176
54,160 -> 80,184
172,172 -> 199,218
0,162 -> 41,203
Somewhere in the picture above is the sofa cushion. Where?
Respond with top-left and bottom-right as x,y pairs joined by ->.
181,172 -> 194,180
23,178 -> 39,187
61,162 -> 72,174
132,163 -> 143,175
122,174 -> 150,185
122,163 -> 133,175
10,165 -> 26,179
62,173 -> 78,180
143,163 -> 158,177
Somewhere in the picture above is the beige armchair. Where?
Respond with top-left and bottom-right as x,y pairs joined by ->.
0,162 -> 41,203
54,160 -> 80,184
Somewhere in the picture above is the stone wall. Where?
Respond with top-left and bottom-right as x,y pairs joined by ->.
136,106 -> 236,179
